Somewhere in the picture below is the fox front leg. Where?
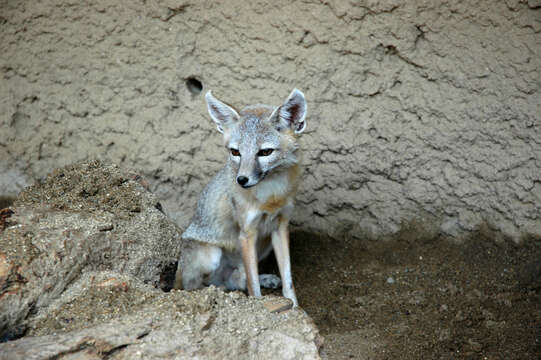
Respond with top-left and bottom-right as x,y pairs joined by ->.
272,217 -> 298,306
240,228 -> 262,297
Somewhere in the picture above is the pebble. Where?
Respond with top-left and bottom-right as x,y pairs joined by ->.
263,298 -> 293,313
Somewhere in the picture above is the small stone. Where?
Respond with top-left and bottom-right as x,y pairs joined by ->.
386,277 -> 395,284
263,297 -> 293,313
98,223 -> 114,231
95,278 -> 128,292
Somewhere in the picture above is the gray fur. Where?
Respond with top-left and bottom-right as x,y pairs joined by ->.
176,89 -> 307,306
181,165 -> 239,248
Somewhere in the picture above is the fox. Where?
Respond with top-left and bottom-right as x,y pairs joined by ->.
174,89 -> 307,306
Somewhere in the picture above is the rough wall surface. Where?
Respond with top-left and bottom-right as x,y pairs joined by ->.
1,0 -> 540,240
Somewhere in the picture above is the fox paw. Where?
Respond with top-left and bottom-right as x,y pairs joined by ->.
259,274 -> 281,289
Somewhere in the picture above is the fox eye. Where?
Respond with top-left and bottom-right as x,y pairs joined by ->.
257,148 -> 274,157
230,148 -> 241,156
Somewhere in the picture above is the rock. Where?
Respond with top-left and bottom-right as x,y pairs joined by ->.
263,297 -> 294,313
1,272 -> 321,359
0,160 -> 183,340
1,318 -> 153,360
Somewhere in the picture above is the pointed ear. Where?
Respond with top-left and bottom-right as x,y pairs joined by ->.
271,89 -> 307,134
205,91 -> 240,133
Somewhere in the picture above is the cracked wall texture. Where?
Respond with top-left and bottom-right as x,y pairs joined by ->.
1,0 -> 540,240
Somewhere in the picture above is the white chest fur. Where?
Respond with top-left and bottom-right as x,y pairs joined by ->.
238,169 -> 294,238
253,171 -> 290,204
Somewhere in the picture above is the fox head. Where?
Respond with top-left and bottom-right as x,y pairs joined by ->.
205,89 -> 307,188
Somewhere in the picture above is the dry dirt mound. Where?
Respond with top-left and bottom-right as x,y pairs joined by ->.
0,160 -> 181,340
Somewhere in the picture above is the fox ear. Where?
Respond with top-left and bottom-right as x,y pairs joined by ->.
271,89 -> 307,134
205,91 -> 240,133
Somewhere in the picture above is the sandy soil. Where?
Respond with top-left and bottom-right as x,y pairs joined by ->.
263,230 -> 541,359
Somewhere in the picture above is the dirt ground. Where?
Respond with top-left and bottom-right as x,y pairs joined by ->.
266,229 -> 541,359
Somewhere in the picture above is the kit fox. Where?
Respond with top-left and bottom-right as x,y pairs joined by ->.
174,89 -> 307,306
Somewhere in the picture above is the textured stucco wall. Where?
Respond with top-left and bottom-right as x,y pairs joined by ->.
1,0 -> 540,240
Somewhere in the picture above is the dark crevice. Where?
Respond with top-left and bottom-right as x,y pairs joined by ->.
159,261 -> 178,292
186,77 -> 203,96
102,343 -> 131,359
0,325 -> 26,344
136,330 -> 151,340
0,195 -> 16,209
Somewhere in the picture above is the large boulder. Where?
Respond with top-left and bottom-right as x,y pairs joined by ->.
0,160 -> 182,340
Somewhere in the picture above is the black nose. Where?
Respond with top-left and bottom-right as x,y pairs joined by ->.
237,176 -> 249,186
